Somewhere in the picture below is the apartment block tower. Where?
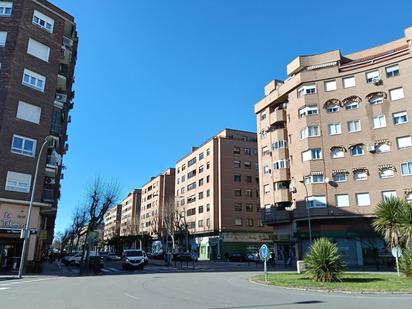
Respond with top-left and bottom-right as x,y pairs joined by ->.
255,27 -> 412,266
0,0 -> 77,271
103,204 -> 122,242
119,189 -> 141,239
140,168 -> 175,238
175,129 -> 272,260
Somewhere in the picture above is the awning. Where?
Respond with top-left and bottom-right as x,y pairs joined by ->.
330,145 -> 347,152
352,167 -> 369,174
366,91 -> 388,100
323,98 -> 342,108
378,164 -> 396,171
342,95 -> 362,104
404,188 -> 412,194
348,143 -> 364,149
375,139 -> 391,145
310,171 -> 324,176
332,169 -> 349,175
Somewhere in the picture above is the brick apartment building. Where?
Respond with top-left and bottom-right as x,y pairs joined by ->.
175,129 -> 272,260
254,27 -> 412,266
103,203 -> 122,242
140,168 -> 175,238
0,0 -> 77,271
119,189 -> 141,246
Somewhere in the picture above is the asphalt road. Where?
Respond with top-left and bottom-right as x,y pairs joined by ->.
1,270 -> 412,309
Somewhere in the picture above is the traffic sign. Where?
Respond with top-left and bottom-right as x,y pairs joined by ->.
259,244 -> 269,261
391,247 -> 402,258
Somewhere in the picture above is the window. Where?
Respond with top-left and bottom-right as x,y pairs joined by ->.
11,135 -> 37,157
5,171 -> 32,193
262,146 -> 270,156
382,191 -> 397,200
199,152 -> 204,160
326,105 -> 339,113
206,162 -> 210,169
198,178 -> 204,186
244,148 -> 251,155
328,123 -> 341,135
332,172 -> 347,182
401,162 -> 412,176
375,143 -> 390,153
32,10 -> 54,33
263,165 -> 270,175
181,175 -> 185,182
199,165 -> 204,173
246,218 -> 254,227
16,101 -> 41,124
233,160 -> 241,168
198,220 -> 203,228
187,169 -> 196,179
324,80 -> 337,92
187,182 -> 196,191
234,218 -> 242,226
336,194 -> 349,207
397,136 -> 412,149
302,148 -> 322,161
379,167 -> 395,178
307,196 -> 326,208
206,148 -> 210,156
372,115 -> 386,129
187,195 -> 196,204
261,112 -> 267,120
347,120 -> 361,133
343,76 -> 356,88
198,191 -> 204,200
345,101 -> 358,110
366,71 -> 380,83
234,189 -> 242,197
0,31 -> 6,47
389,87 -> 405,101
206,175 -> 210,183
264,184 -> 270,195
244,161 -> 251,169
393,111 -> 408,125
256,219 -> 263,227
353,170 -> 368,181
386,65 -> 400,78
245,203 -> 253,212
350,145 -> 364,156
273,159 -> 288,170
300,125 -> 320,139
245,176 -> 252,183
188,157 -> 196,167
234,175 -> 241,182
331,147 -> 344,159
298,84 -> 316,96
206,204 -> 210,212
298,105 -> 318,118
22,69 -> 46,92
233,147 -> 241,155
369,95 -> 384,105
27,38 -> 50,62
272,140 -> 287,150
0,2 -> 12,16
304,174 -> 324,184
187,208 -> 196,216
180,187 -> 185,194
356,193 -> 371,206
245,189 -> 252,197
234,203 -> 242,211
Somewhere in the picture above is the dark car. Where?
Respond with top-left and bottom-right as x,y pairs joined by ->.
173,252 -> 197,262
228,253 -> 246,262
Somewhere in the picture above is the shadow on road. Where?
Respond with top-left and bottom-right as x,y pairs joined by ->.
208,300 -> 324,308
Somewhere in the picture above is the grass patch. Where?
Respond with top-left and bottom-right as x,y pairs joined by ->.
254,273 -> 412,293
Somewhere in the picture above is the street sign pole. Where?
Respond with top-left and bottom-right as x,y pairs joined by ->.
259,244 -> 269,284
264,258 -> 267,283
391,247 -> 402,277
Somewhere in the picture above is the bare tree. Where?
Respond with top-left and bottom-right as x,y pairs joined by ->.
71,206 -> 88,251
80,177 -> 120,271
162,198 -> 178,252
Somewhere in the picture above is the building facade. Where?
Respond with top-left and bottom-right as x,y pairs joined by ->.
119,189 -> 141,238
0,0 -> 77,271
255,27 -> 412,266
140,168 -> 175,238
175,129 -> 272,260
103,204 -> 122,241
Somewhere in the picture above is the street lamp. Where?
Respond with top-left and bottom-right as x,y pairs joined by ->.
299,179 -> 312,245
18,135 -> 54,279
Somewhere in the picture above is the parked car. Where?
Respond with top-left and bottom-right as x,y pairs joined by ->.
173,252 -> 197,262
62,252 -> 82,265
106,253 -> 121,261
143,251 -> 149,264
228,253 -> 246,262
98,251 -> 109,258
246,252 -> 261,262
122,249 -> 145,270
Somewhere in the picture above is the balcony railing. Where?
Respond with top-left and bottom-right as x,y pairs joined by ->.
261,206 -> 293,224
63,36 -> 74,49
42,189 -> 55,203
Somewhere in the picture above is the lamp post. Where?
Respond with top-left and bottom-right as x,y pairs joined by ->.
299,179 -> 312,245
18,136 -> 53,279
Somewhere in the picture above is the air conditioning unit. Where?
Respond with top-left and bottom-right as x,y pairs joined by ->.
372,77 -> 382,85
367,144 -> 376,152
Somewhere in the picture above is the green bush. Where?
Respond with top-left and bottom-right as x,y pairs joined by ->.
400,249 -> 412,278
304,238 -> 345,282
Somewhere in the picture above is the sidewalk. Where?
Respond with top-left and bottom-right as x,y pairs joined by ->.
0,261 -> 63,281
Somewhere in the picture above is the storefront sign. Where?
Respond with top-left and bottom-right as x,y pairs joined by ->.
0,211 -> 26,229
222,232 -> 272,243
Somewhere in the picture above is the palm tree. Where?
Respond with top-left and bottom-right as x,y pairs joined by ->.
372,197 -> 412,249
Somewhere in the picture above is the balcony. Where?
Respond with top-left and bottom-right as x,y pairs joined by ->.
42,189 -> 55,203
54,92 -> 67,109
51,123 -> 62,137
270,109 -> 286,125
274,189 -> 292,203
272,168 -> 289,181
261,206 -> 293,225
63,36 -> 74,50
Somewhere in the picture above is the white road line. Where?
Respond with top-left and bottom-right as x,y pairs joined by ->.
0,277 -> 60,287
124,292 -> 139,300
0,287 -> 10,291
108,268 -> 119,272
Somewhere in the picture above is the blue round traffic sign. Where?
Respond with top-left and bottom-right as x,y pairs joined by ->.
259,244 -> 269,261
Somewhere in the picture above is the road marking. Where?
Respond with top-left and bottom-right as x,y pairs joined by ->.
124,292 -> 139,300
0,277 -> 60,287
108,268 -> 119,272
101,268 -> 111,273
0,287 -> 10,291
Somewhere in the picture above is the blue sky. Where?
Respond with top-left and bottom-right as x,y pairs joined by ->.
52,0 -> 412,234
